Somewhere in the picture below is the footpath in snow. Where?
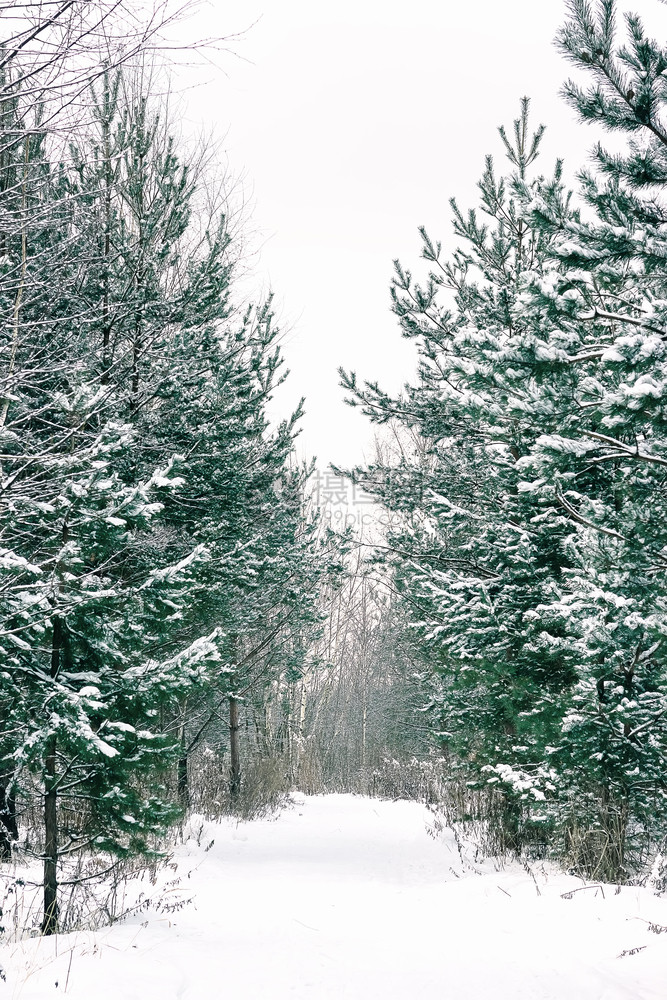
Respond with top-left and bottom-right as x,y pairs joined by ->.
3,794 -> 667,999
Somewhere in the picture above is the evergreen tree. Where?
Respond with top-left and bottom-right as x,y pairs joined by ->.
340,102 -> 570,846
341,80 -> 667,878
514,0 -> 667,876
0,84 -> 216,928
0,45 -> 343,931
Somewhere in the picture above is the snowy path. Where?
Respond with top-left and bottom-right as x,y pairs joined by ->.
4,794 -> 667,999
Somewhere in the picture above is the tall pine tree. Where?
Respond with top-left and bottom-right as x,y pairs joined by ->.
342,74 -> 667,878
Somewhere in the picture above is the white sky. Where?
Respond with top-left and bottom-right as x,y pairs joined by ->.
172,0 -> 666,470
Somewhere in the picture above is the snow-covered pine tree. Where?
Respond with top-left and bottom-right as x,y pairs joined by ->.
341,83 -> 667,877
340,102 -> 580,854
1,44 -> 347,932
70,69 -> 348,807
506,0 -> 667,878
0,89 -> 215,932
0,5 -> 235,932
153,297 -> 345,806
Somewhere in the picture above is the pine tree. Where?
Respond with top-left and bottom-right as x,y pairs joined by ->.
511,0 -> 667,876
340,102 -> 572,850
0,7 -> 215,896
1,44 -> 346,931
341,81 -> 667,877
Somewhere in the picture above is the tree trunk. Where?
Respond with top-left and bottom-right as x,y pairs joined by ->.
42,735 -> 58,934
0,831 -> 11,862
0,776 -> 18,860
229,696 -> 241,801
101,81 -> 113,382
42,615 -> 63,935
361,697 -> 367,770
298,680 -> 307,737
600,781 -> 628,882
177,723 -> 189,811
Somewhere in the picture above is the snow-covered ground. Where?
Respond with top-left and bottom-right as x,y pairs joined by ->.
2,794 -> 667,999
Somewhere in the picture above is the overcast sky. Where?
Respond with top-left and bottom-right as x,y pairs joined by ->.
173,0 -> 667,471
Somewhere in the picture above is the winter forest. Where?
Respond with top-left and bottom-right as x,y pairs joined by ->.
2,0 -> 667,997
